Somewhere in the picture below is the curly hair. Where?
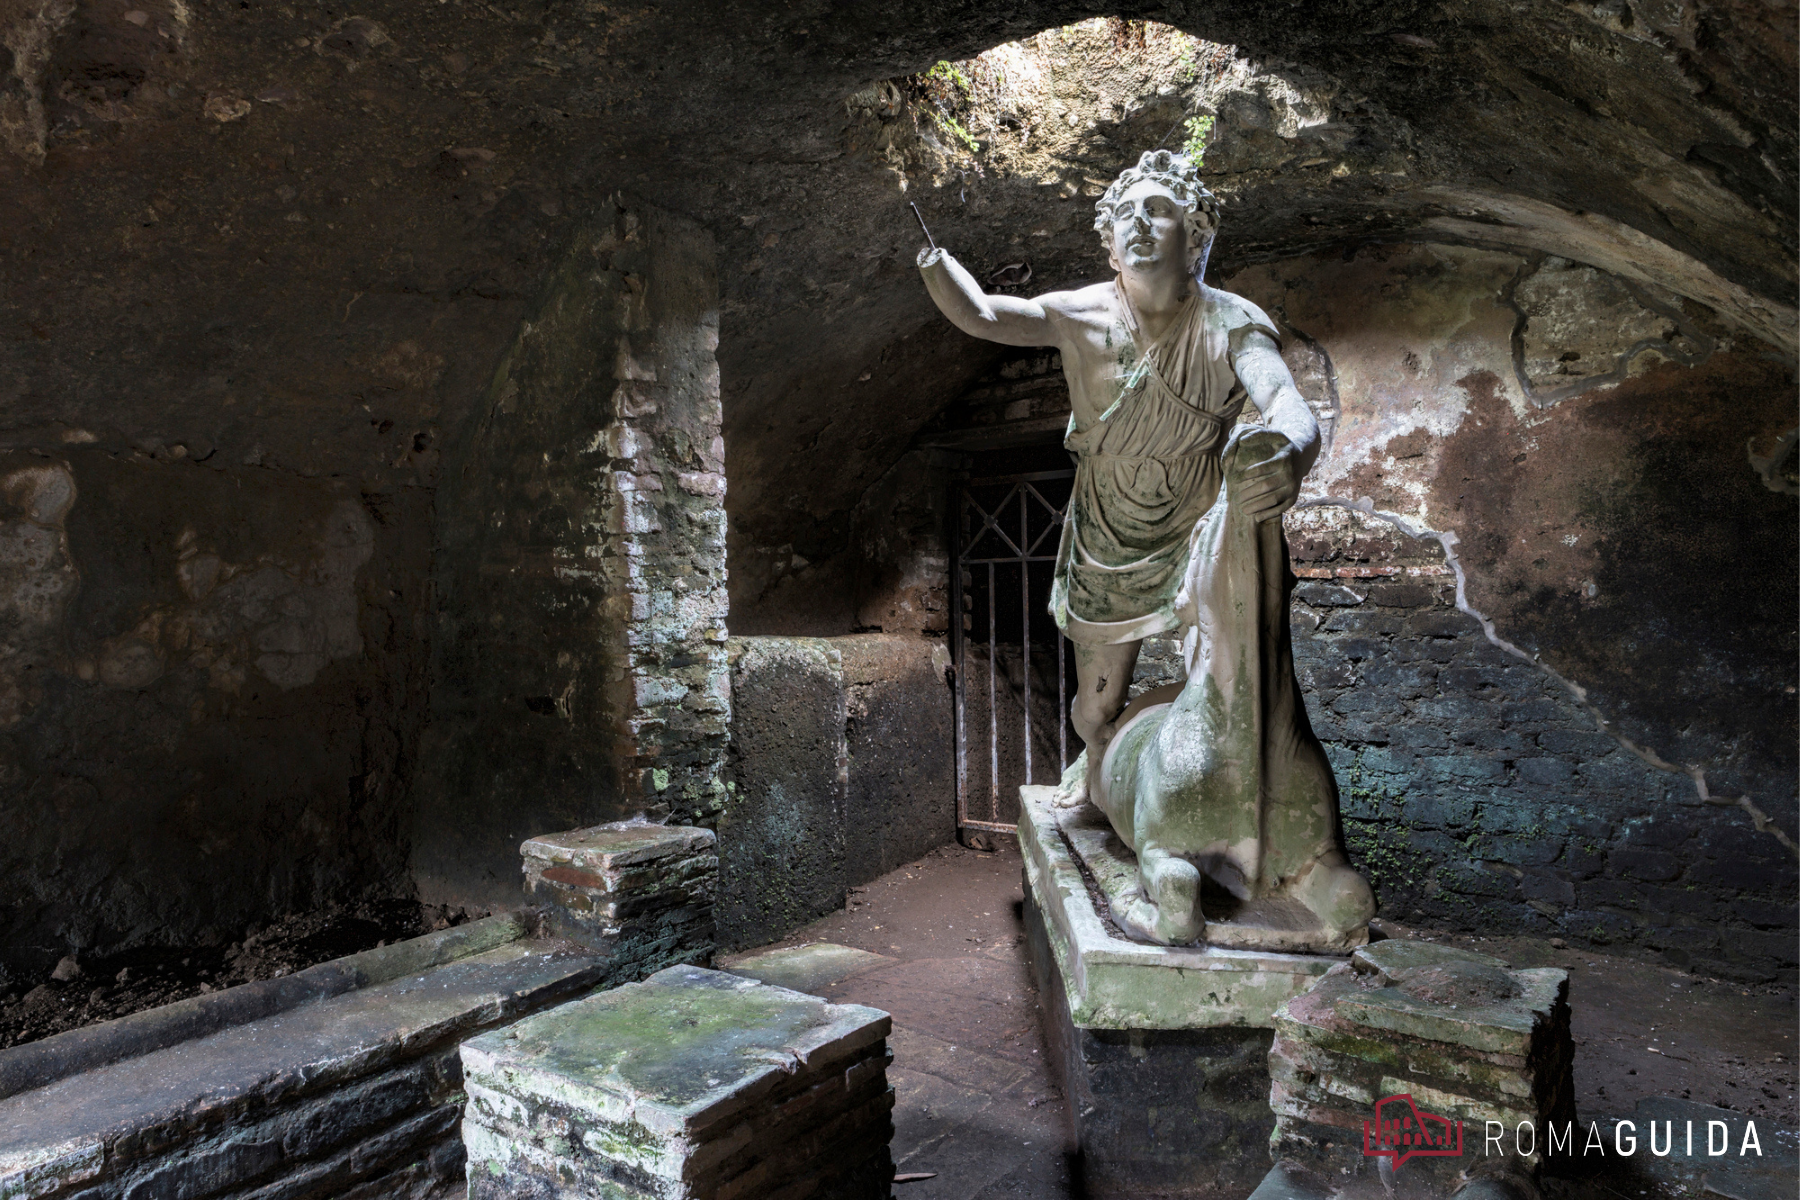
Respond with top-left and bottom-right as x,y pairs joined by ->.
1093,148 -> 1221,271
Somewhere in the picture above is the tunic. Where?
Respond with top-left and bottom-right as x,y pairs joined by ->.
1050,284 -> 1282,645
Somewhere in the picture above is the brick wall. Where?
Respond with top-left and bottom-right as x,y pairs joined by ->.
415,198 -> 728,911
1125,507 -> 1795,983
1295,511 -> 1794,984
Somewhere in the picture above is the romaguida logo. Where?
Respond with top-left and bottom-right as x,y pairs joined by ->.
1363,1094 -> 1465,1170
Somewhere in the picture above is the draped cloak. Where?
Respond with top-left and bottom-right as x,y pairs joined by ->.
1050,285 -> 1283,645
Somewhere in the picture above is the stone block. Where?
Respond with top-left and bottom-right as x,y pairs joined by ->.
1499,699 -> 1566,724
1321,611 -> 1403,635
1419,753 -> 1506,783
1294,582 -> 1364,607
1685,855 -> 1794,891
1723,929 -> 1800,967
1576,753 -> 1664,794
837,633 -> 955,885
1386,723 -> 1450,750
1518,870 -> 1575,906
1633,883 -> 1720,920
1332,637 -> 1382,661
1513,758 -> 1572,787
1535,729 -> 1618,757
1330,689 -> 1394,714
720,637 -> 850,950
1481,836 -> 1565,868
1404,792 -> 1474,829
1407,611 -> 1473,637
1606,848 -> 1681,882
1436,863 -> 1518,900
1391,638 -> 1461,664
521,820 -> 718,979
1267,942 -> 1573,1192
277,1058 -> 439,1160
1692,817 -> 1783,862
1356,661 -> 1436,697
1021,785 -> 1344,1198
1452,727 -> 1529,754
460,966 -> 893,1200
1411,697 -> 1501,727
1297,659 -> 1356,690
1732,897 -> 1797,928
1360,582 -> 1436,608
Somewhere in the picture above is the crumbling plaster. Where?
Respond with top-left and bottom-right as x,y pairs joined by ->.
1227,243 -> 1797,858
0,451 -> 428,984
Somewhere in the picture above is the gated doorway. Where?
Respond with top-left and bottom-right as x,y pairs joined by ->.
949,459 -> 1078,834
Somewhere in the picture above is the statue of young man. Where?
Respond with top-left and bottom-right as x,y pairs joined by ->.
918,150 -> 1316,793
919,150 -> 1372,947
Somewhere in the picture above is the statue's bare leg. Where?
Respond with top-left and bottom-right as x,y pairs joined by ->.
1057,639 -> 1141,807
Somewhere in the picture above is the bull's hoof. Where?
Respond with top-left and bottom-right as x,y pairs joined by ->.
1117,856 -> 1205,945
1292,856 -> 1376,938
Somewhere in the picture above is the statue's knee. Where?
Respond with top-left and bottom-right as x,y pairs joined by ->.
1071,693 -> 1116,742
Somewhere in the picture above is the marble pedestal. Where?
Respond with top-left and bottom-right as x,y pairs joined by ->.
1019,785 -> 1346,1198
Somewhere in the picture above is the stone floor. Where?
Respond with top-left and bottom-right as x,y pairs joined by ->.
724,837 -> 1797,1200
721,839 -> 1079,1198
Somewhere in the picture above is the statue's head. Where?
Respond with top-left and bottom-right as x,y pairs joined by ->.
1094,148 -> 1221,281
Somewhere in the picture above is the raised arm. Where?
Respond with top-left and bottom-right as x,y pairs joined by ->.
1230,330 -> 1321,521
917,248 -> 1058,347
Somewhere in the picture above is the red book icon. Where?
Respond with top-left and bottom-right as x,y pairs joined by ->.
1362,1094 -> 1465,1170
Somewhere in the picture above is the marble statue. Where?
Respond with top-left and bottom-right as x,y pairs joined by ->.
919,149 -> 1374,949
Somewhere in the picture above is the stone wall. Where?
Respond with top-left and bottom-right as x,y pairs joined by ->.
0,451 -> 430,987
1227,244 -> 1797,982
1284,510 -> 1797,984
719,634 -> 955,950
415,198 -> 729,913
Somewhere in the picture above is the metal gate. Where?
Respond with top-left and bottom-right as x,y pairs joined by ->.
949,469 -> 1077,834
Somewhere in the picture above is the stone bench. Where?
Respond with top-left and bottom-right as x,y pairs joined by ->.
0,820 -> 718,1200
462,965 -> 894,1199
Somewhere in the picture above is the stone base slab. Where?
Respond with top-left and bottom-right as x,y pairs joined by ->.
0,937 -> 611,1200
1058,797 -> 1366,956
1267,940 -> 1573,1194
1019,784 -> 1343,1029
1025,889 -> 1277,1199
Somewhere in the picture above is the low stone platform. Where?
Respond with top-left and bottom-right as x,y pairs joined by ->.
461,965 -> 895,1199
1266,940 -> 1573,1194
0,934 -> 609,1200
1020,786 -> 1342,1031
720,942 -> 896,994
1019,784 -> 1346,1198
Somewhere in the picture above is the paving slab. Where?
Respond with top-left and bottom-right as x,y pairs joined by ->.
720,942 -> 896,994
